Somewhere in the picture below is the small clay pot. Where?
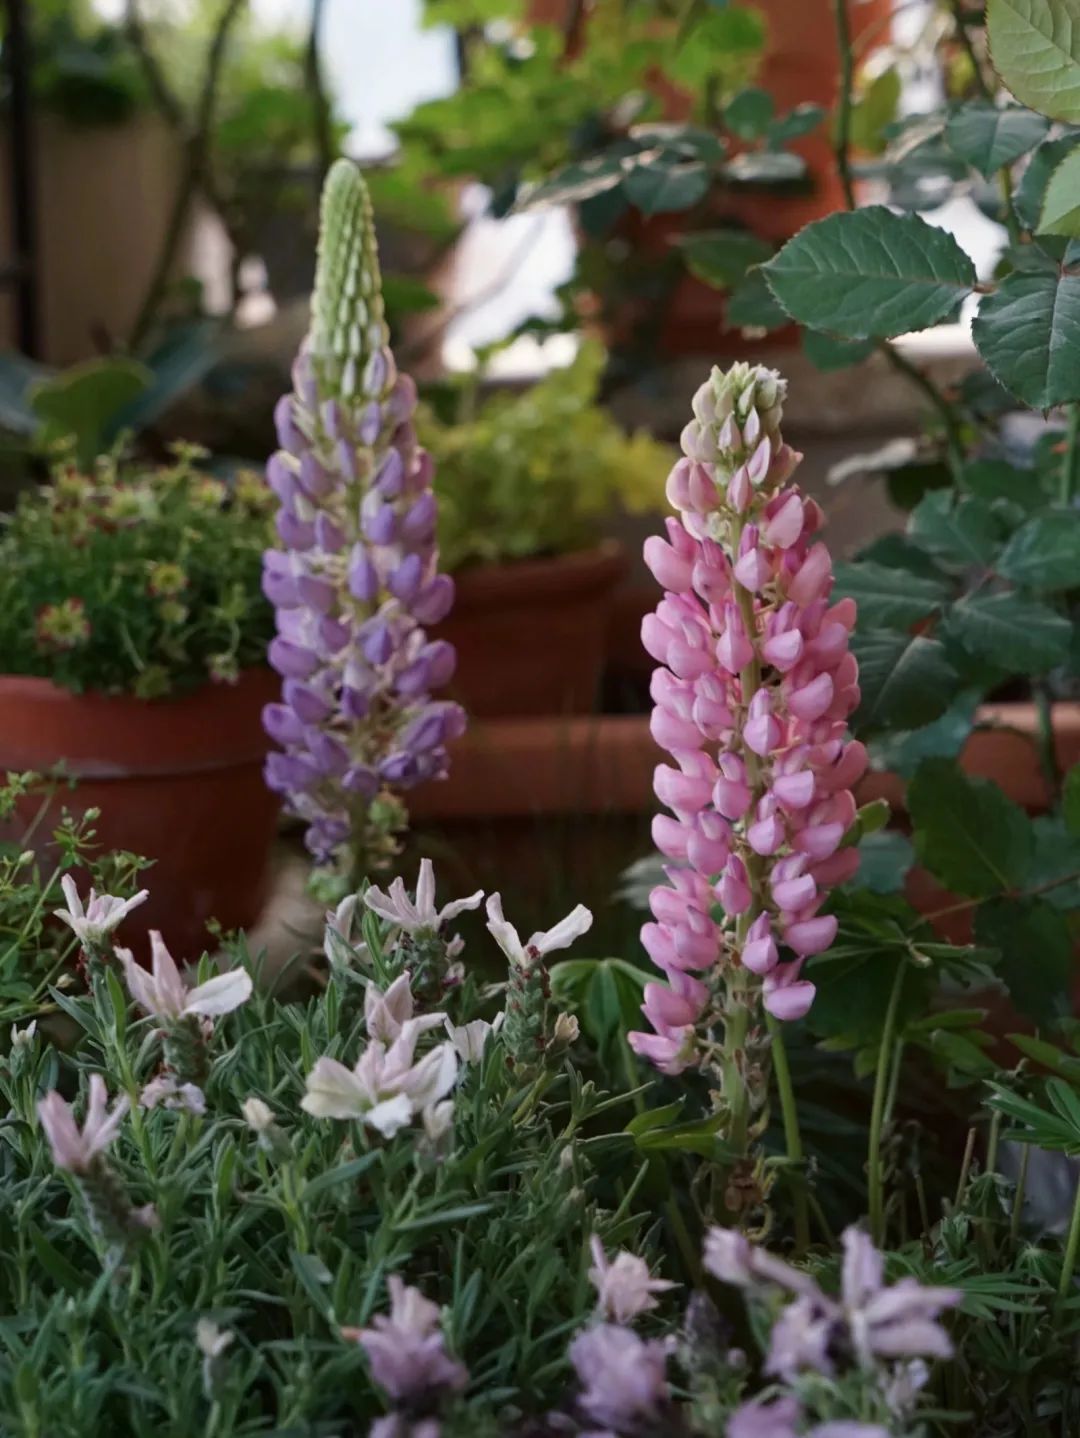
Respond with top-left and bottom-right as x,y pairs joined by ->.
436,542 -> 628,718
0,668 -> 281,956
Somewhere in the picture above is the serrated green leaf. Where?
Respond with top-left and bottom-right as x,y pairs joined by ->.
624,160 -> 709,215
987,0 -> 1080,123
1038,145 -> 1080,233
852,632 -> 960,732
1015,135 -> 1080,228
766,104 -> 826,149
945,101 -> 1049,177
725,86 -> 774,139
943,591 -> 1071,673
960,457 -> 1043,509
909,758 -> 1033,896
909,490 -> 1002,568
832,560 -> 949,629
971,266 -> 1080,408
762,207 -> 976,338
997,509 -> 1080,587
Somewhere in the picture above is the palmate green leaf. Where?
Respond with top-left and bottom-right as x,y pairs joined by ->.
1009,1032 -> 1080,1079
832,560 -> 949,629
909,490 -> 1002,569
971,267 -> 1080,408
851,631 -> 960,732
945,101 -> 1049,177
943,591 -> 1071,674
1039,146 -> 1080,233
974,897 -> 1072,1026
762,207 -> 976,338
908,757 -> 1032,897
987,0 -> 1080,123
997,509 -> 1080,587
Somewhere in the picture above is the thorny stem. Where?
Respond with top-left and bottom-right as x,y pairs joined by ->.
831,0 -> 965,477
1034,684 -> 1062,802
868,960 -> 906,1244
765,1011 -> 811,1253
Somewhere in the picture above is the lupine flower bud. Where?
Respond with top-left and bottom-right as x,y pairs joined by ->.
262,161 -> 462,869
630,364 -> 861,1075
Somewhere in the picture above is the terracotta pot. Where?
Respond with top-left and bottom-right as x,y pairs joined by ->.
436,543 -> 628,718
0,669 -> 281,955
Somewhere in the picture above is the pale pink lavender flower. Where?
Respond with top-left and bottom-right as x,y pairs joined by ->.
632,363 -> 865,1068
369,1418 -> 442,1438
325,893 -> 364,966
444,1014 -> 502,1064
38,1075 -> 128,1174
139,1075 -> 206,1115
707,1224 -> 959,1385
587,1236 -> 677,1324
365,858 -> 483,936
485,894 -> 593,969
346,1276 -> 467,1404
53,875 -> 149,950
568,1323 -> 671,1429
117,931 -> 252,1022
728,1397 -> 887,1438
365,971 -> 445,1043
302,1019 -> 458,1136
241,1097 -> 276,1132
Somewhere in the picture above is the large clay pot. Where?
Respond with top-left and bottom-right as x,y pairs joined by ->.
0,669 -> 281,955
437,542 -> 627,718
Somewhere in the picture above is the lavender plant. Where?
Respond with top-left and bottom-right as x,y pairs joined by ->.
262,159 -> 463,874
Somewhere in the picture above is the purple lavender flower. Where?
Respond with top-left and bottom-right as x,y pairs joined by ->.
727,1398 -> 888,1438
568,1323 -> 671,1430
262,160 -> 462,868
346,1276 -> 466,1407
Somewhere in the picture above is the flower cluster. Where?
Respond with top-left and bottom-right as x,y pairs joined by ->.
631,363 -> 865,1074
262,159 -> 463,867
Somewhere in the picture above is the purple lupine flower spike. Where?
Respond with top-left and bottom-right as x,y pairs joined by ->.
261,159 -> 462,869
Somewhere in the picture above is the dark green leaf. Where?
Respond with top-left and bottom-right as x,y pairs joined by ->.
908,757 -> 1033,896
677,228 -> 772,288
724,269 -> 788,331
1039,145 -> 1080,233
519,155 -> 626,210
943,592 -> 1071,673
960,457 -> 1043,510
1065,765 -> 1080,836
997,509 -> 1080,587
971,268 -> 1080,408
832,560 -> 949,629
976,898 -> 1072,1025
852,632 -> 960,732
802,330 -> 876,372
762,207 -> 977,338
870,690 -> 982,777
945,101 -> 1049,177
724,87 -> 774,139
857,831 -> 914,894
722,151 -> 806,185
766,104 -> 826,149
909,490 -> 1002,568
624,160 -> 709,215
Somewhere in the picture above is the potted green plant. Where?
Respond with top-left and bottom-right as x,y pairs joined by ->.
418,341 -> 670,717
0,443 -> 279,953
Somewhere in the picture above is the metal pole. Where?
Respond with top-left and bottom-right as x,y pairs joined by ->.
7,0 -> 39,357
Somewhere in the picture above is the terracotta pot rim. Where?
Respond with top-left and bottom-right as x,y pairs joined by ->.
447,540 -> 627,609
0,665 -> 271,710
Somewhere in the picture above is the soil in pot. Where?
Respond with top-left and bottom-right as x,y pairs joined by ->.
0,668 -> 281,956
436,542 -> 627,718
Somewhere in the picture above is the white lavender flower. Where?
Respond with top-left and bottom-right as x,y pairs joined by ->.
53,875 -> 149,950
364,858 -> 483,936
302,1019 -> 458,1137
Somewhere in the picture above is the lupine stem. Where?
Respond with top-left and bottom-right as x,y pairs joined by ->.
1009,1143 -> 1030,1244
868,960 -> 906,1244
1057,1171 -> 1080,1309
766,1010 -> 810,1253
1062,403 -> 1080,506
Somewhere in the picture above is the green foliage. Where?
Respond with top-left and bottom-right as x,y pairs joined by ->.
986,0 -> 1080,123
0,449 -> 274,696
419,343 -> 671,570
